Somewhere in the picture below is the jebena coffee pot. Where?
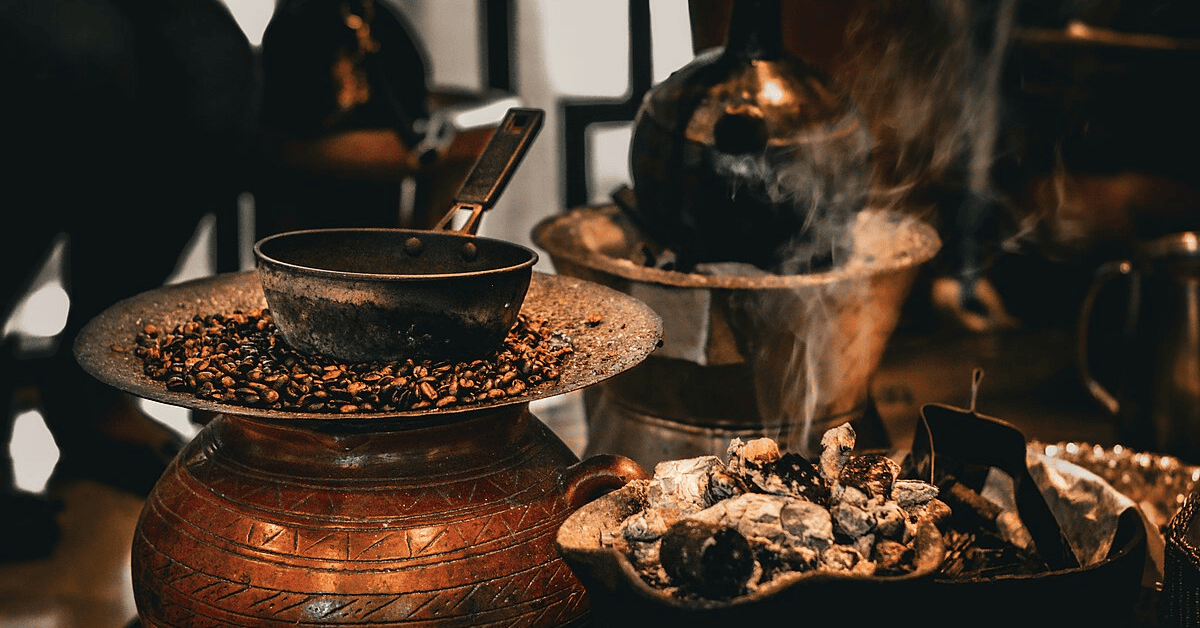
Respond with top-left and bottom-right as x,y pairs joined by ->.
1077,231 -> 1200,463
627,0 -> 871,273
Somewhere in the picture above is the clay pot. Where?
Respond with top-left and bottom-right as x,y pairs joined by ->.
131,403 -> 645,627
75,267 -> 662,627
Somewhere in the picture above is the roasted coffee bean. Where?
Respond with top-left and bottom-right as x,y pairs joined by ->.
128,310 -> 573,414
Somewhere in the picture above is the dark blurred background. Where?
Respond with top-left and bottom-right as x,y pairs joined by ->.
0,1 -> 1197,625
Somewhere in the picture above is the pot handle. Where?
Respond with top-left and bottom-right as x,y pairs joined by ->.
1076,259 -> 1132,416
433,107 -> 544,235
562,454 -> 648,510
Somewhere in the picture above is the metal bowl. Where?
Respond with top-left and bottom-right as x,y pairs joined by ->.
254,107 -> 545,364
255,227 -> 537,363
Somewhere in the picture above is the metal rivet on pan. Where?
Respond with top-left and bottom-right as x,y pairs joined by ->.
404,236 -> 424,256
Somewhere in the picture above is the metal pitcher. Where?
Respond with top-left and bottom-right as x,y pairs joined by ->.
1078,231 -> 1200,462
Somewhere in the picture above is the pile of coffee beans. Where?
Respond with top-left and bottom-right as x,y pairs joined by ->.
125,308 -> 573,413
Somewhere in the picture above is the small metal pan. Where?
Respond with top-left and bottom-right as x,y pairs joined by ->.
254,108 -> 543,363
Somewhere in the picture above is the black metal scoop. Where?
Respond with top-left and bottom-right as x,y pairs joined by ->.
909,369 -> 1079,572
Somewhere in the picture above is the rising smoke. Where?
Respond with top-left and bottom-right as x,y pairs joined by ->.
842,0 -> 1019,219
736,0 -> 1020,454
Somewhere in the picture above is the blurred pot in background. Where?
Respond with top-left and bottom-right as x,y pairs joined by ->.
628,0 -> 872,274
1002,16 -> 1200,263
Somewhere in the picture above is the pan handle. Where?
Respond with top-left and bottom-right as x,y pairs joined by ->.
434,107 -> 545,235
1075,258 -> 1132,416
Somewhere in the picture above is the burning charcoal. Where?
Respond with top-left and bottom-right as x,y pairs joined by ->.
758,543 -> 819,580
708,468 -> 748,502
819,423 -> 856,484
870,501 -> 909,541
726,437 -> 781,476
692,493 -> 792,546
725,438 -> 784,493
659,519 -> 756,599
851,532 -> 876,562
832,484 -> 869,509
837,453 -> 901,500
821,544 -> 873,575
766,453 -> 831,504
831,501 -> 874,539
779,498 -> 836,551
873,539 -> 915,574
620,507 -> 676,543
694,493 -> 837,559
892,479 -> 940,510
726,440 -> 830,503
648,455 -> 725,513
601,430 -> 947,601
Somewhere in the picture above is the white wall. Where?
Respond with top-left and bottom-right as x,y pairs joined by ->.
401,0 -> 694,266
219,0 -> 273,46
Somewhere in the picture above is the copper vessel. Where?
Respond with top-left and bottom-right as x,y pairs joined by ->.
75,271 -> 661,627
628,0 -> 871,272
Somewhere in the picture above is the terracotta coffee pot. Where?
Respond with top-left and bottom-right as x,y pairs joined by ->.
131,405 -> 643,626
74,271 -> 661,627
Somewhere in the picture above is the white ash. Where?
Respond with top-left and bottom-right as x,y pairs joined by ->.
873,501 -> 909,541
819,423 -> 856,484
620,506 -> 676,542
831,499 -> 874,538
691,493 -> 835,550
893,479 -> 941,509
605,424 -> 947,598
726,437 -> 782,475
647,455 -> 726,513
708,469 -> 746,502
822,544 -> 872,575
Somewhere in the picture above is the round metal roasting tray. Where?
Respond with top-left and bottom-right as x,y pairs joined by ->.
74,270 -> 663,421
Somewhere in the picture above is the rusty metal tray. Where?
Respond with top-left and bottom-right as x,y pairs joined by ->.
74,270 -> 662,421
